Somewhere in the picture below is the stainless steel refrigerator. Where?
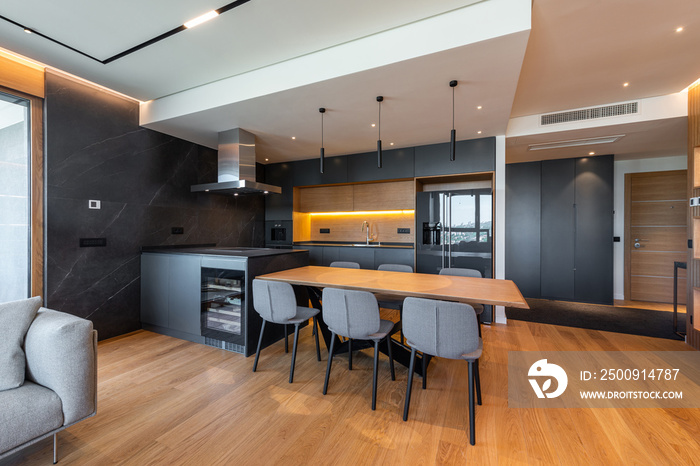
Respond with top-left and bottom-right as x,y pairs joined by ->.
415,188 -> 493,322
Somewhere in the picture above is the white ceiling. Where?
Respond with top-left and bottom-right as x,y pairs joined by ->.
0,0 -> 698,164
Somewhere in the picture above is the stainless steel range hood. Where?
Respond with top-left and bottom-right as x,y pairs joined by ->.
191,128 -> 281,195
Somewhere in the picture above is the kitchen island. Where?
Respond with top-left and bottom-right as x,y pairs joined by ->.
140,246 -> 308,356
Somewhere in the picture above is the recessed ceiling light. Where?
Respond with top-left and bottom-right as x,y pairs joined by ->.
390,142 -> 394,146
291,136 -> 296,140
477,106 -> 482,110
184,10 -> 219,29
676,26 -> 684,33
589,151 -> 595,155
371,123 -> 376,127
477,131 -> 482,134
265,158 -> 269,161
623,82 -> 629,87
23,28 -> 31,34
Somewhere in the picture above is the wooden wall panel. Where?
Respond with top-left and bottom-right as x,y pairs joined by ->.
299,185 -> 353,212
0,51 -> 44,98
309,213 -> 414,243
688,82 -> 700,343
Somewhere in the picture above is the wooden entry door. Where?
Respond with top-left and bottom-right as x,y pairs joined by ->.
625,170 -> 687,303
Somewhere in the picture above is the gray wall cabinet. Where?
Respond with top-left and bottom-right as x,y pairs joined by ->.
505,155 -> 613,304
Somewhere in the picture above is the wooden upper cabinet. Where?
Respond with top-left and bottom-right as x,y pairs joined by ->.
352,180 -> 414,211
299,185 -> 353,212
298,180 -> 414,212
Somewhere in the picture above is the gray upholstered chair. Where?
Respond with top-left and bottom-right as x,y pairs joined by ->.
329,261 -> 360,269
321,288 -> 395,410
377,263 -> 413,273
401,297 -> 482,445
252,279 -> 321,383
376,263 -> 413,343
439,267 -> 485,333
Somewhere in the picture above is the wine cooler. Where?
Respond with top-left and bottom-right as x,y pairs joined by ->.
201,267 -> 246,353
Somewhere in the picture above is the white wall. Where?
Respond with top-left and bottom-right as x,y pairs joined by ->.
613,154 -> 687,300
495,135 -> 507,323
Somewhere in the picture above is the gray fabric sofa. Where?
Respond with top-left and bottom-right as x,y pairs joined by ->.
0,307 -> 97,463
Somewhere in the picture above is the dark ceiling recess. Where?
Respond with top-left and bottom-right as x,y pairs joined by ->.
0,0 -> 251,65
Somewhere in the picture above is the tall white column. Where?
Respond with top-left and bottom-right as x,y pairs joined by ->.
494,135 -> 507,324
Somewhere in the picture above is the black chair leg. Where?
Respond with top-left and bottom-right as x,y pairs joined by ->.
403,347 -> 417,421
422,353 -> 427,389
323,332 -> 336,395
253,320 -> 266,372
289,323 -> 300,383
348,338 -> 353,370
284,324 -> 289,353
475,359 -> 482,406
468,361 -> 476,445
386,337 -> 395,381
372,340 -> 379,410
313,316 -> 321,362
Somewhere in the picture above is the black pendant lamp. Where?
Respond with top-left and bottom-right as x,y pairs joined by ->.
319,107 -> 326,173
449,80 -> 458,161
376,96 -> 383,168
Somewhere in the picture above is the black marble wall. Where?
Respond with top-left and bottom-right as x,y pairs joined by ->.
45,71 -> 264,340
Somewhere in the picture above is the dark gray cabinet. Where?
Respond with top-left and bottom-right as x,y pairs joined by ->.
141,253 -> 201,337
141,253 -> 170,328
264,162 -> 293,221
541,159 -> 577,300
292,156 -> 348,187
505,155 -> 613,304
505,161 -> 541,298
168,255 -> 202,334
294,245 -> 414,269
414,137 -> 495,177
573,156 -> 614,303
347,148 -> 415,182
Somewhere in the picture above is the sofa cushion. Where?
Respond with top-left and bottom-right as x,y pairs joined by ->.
0,381 -> 63,454
0,296 -> 41,391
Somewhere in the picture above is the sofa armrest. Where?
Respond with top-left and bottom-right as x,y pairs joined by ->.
24,308 -> 97,425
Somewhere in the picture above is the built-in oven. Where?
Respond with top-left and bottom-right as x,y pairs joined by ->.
265,220 -> 292,247
201,264 -> 246,353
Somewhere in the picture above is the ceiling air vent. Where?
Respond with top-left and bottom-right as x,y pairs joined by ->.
541,102 -> 638,125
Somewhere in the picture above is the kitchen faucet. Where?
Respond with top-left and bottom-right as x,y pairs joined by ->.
361,220 -> 375,245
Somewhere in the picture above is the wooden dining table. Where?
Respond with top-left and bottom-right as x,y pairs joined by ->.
255,265 -> 529,309
255,265 -> 529,374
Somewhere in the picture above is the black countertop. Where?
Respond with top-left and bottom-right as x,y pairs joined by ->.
141,246 -> 308,258
293,242 -> 413,249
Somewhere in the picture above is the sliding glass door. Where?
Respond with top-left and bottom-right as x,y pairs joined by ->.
0,91 -> 31,302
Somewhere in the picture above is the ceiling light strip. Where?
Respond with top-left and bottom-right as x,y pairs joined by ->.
0,0 -> 252,65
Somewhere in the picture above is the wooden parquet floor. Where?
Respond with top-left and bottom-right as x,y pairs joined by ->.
4,320 -> 700,465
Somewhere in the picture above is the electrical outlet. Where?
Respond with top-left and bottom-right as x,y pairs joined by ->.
320,228 -> 330,234
397,228 -> 410,234
171,227 -> 184,234
88,200 -> 101,209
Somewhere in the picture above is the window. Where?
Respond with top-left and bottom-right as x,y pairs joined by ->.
0,91 -> 31,301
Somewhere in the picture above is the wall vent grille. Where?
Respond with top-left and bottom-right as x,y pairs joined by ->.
541,102 -> 638,125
